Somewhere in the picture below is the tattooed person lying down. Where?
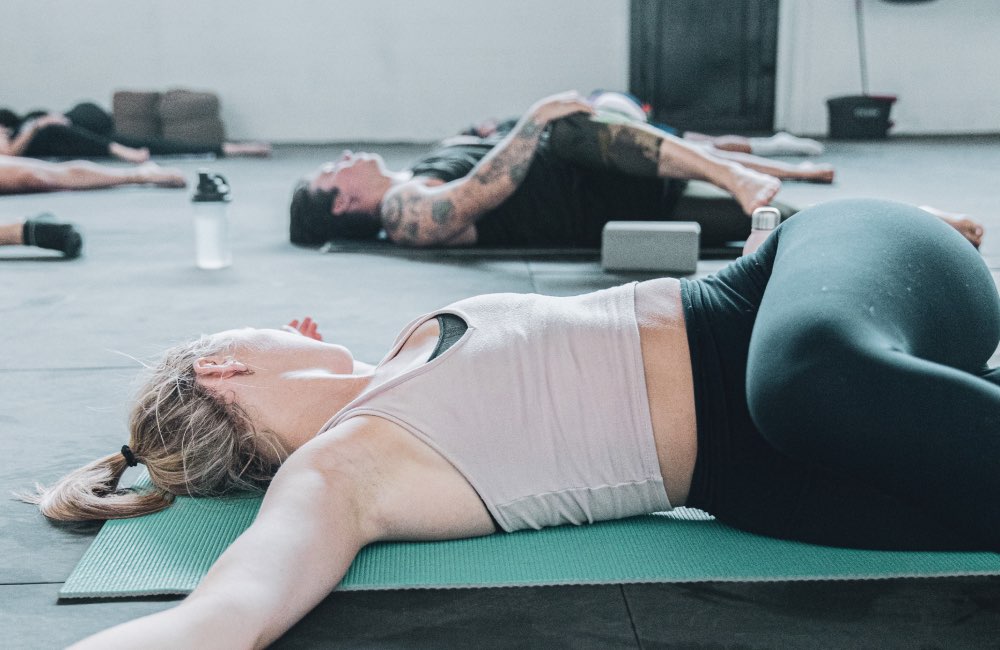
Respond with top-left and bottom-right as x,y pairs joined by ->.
288,90 -> 983,250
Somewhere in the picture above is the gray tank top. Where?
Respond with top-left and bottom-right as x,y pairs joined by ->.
319,284 -> 671,531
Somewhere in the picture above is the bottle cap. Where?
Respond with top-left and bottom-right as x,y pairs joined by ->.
751,206 -> 780,230
192,170 -> 231,203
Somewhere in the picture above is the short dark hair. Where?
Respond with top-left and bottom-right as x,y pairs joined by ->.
288,180 -> 382,247
0,108 -> 22,131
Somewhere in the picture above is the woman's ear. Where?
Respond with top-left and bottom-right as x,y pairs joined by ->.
193,356 -> 249,380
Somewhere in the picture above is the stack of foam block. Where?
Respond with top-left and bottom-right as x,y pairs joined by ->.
112,89 -> 225,147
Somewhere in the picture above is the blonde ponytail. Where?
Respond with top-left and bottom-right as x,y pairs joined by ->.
21,451 -> 173,521
22,334 -> 285,522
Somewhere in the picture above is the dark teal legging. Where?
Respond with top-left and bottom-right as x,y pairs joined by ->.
684,199 -> 999,550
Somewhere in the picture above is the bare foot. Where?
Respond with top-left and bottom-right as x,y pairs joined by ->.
136,162 -> 186,188
110,143 -> 151,164
918,205 -> 984,249
788,162 -> 835,184
749,132 -> 825,156
222,141 -> 272,157
729,167 -> 782,214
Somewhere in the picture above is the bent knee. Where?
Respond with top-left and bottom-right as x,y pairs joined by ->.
746,315 -> 876,454
549,115 -> 661,177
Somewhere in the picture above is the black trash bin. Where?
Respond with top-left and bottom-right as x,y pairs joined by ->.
826,94 -> 897,139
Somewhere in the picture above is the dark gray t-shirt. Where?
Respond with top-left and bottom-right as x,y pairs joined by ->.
409,138 -> 681,247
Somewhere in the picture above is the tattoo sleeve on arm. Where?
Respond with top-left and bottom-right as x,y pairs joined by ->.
431,199 -> 454,224
380,112 -> 548,247
467,114 -> 545,196
381,186 -> 458,246
382,192 -> 404,232
474,161 -> 505,185
508,159 -> 531,184
519,119 -> 542,139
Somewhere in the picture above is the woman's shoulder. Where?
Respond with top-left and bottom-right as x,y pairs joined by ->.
307,413 -> 444,477
305,414 -> 498,540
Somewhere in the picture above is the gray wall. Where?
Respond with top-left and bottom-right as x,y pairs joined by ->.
3,0 -> 998,141
776,0 -> 1000,135
1,0 -> 629,142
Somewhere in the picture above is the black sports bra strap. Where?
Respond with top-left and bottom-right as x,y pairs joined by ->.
429,313 -> 468,361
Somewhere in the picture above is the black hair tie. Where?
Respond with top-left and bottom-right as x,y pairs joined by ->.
120,445 -> 139,467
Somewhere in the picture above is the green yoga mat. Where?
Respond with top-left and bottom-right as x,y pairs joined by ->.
61,486 -> 1000,599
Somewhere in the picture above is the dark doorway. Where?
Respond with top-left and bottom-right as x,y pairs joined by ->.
629,0 -> 779,134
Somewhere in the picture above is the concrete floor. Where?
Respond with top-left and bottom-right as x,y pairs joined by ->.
1,137 -> 999,648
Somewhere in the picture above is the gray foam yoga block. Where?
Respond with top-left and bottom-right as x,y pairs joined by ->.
601,221 -> 701,273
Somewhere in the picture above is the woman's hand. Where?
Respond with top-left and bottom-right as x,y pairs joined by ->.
283,317 -> 323,341
528,90 -> 594,126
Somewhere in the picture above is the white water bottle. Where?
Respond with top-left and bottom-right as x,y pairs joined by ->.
192,171 -> 232,269
742,207 -> 780,256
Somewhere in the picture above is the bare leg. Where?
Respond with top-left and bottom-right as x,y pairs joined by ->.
0,156 -> 185,193
918,205 -> 985,249
684,131 -> 753,154
0,221 -> 24,245
684,131 -> 825,156
706,148 -> 834,183
654,130 -> 781,214
222,141 -> 272,157
746,132 -> 825,156
109,142 -> 151,164
549,115 -> 782,215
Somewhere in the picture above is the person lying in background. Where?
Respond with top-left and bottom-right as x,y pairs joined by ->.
0,102 -> 269,163
290,90 -> 793,250
463,90 -> 828,161
594,90 -> 827,156
290,90 -> 983,250
0,154 -> 185,194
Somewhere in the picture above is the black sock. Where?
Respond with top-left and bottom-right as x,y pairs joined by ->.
22,219 -> 83,258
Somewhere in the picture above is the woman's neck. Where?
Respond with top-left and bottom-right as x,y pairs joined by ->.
270,371 -> 375,454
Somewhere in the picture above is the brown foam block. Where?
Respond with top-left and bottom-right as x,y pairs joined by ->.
159,90 -> 225,146
112,90 -> 162,139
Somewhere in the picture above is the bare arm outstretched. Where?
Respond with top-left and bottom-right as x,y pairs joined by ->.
69,415 -> 494,649
379,91 -> 593,247
70,423 -> 379,649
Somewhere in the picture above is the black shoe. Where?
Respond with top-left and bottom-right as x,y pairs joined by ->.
23,216 -> 83,259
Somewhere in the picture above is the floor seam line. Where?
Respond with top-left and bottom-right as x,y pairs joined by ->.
620,584 -> 644,650
526,259 -> 540,294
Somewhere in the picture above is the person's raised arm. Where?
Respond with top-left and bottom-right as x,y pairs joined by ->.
379,91 -> 593,247
4,114 -> 70,156
69,420 -> 385,650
